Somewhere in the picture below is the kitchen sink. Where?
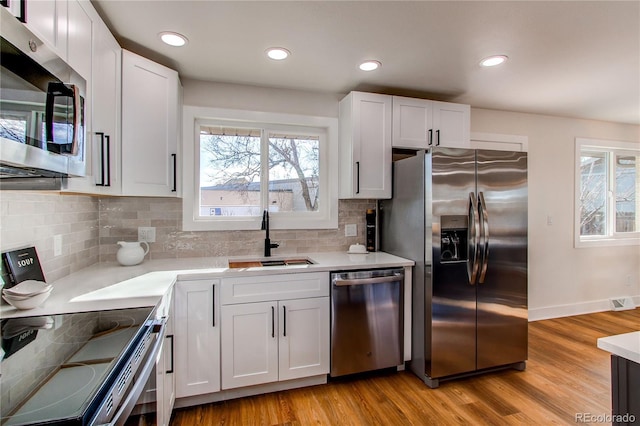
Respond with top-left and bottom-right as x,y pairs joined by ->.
227,257 -> 315,269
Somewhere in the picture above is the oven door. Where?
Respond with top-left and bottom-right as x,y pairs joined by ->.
91,318 -> 166,426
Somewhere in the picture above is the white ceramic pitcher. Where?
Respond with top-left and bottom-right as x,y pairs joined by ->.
116,241 -> 149,266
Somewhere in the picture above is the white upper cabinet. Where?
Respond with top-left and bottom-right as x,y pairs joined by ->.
121,50 -> 181,197
64,9 -> 122,194
339,91 -> 392,199
25,0 -> 92,81
25,0 -> 68,61
66,0 -> 92,80
392,96 -> 470,149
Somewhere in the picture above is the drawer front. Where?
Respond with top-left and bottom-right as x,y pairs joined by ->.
221,272 -> 329,305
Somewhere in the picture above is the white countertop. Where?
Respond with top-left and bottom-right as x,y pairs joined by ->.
1,252 -> 413,319
597,331 -> 640,364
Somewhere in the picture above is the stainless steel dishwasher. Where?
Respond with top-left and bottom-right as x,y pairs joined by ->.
330,268 -> 404,377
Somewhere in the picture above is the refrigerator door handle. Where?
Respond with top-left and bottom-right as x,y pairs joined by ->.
478,192 -> 490,284
467,192 -> 480,285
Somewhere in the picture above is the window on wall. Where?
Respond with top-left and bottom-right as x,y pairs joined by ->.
575,138 -> 639,247
199,125 -> 320,216
182,107 -> 338,231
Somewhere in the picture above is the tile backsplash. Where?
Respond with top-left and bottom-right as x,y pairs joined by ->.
99,197 -> 376,262
0,192 -> 99,283
0,192 -> 375,282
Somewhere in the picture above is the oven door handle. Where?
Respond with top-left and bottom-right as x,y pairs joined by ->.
101,320 -> 166,426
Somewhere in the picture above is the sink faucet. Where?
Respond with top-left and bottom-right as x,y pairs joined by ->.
261,210 -> 279,257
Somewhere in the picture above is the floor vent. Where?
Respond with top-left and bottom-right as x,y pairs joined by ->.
609,297 -> 635,311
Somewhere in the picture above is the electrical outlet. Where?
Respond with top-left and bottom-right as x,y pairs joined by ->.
345,224 -> 357,237
53,234 -> 62,256
138,227 -> 156,243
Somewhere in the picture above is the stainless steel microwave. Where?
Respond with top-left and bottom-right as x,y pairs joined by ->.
0,6 -> 86,183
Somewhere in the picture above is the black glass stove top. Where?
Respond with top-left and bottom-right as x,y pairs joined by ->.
0,306 -> 155,426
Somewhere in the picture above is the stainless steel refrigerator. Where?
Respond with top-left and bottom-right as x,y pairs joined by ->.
380,147 -> 528,388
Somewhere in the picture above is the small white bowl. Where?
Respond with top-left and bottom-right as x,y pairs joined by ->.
3,288 -> 52,310
3,280 -> 51,297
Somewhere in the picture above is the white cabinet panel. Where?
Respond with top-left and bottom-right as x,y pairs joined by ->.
175,280 -> 220,398
220,271 -> 329,304
392,96 -> 432,149
339,91 -> 392,199
431,101 -> 470,149
26,0 -> 67,60
220,301 -> 279,389
67,0 -> 92,80
278,297 -> 330,381
121,50 -> 180,197
392,96 -> 470,149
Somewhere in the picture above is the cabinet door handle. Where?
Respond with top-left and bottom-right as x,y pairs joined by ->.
96,132 -> 105,186
171,153 -> 177,192
428,129 -> 433,146
356,161 -> 360,194
283,305 -> 287,337
436,129 -> 440,146
212,284 -> 215,327
104,134 -> 111,187
166,334 -> 174,374
271,306 -> 275,338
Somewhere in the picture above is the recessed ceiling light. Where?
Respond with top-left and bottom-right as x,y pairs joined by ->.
480,55 -> 508,67
266,47 -> 290,60
159,32 -> 188,47
359,60 -> 381,71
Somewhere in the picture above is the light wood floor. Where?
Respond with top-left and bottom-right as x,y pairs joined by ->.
168,308 -> 639,425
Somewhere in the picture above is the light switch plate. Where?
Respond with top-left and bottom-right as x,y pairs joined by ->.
345,224 -> 357,237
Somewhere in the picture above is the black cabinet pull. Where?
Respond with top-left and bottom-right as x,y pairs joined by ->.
171,153 -> 177,192
212,284 -> 215,327
166,334 -> 174,374
283,305 -> 287,337
436,129 -> 440,146
96,132 -> 105,186
271,306 -> 275,338
104,135 -> 111,186
356,161 -> 360,194
428,129 -> 433,146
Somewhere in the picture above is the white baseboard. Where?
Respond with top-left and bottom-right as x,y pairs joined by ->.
529,295 -> 640,321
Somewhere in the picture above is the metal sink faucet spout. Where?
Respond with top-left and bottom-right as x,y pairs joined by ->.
261,210 -> 280,257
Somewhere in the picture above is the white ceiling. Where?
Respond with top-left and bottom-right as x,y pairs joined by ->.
92,1 -> 640,125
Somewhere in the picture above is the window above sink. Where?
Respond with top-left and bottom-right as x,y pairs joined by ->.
182,107 -> 339,232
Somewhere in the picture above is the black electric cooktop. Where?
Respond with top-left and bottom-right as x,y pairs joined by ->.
0,307 -> 154,426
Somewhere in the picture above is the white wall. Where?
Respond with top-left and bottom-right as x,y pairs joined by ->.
471,108 -> 640,320
182,78 -> 342,117
183,79 -> 640,319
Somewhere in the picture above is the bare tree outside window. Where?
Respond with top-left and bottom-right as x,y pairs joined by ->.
198,127 -> 320,217
580,150 -> 638,237
580,152 -> 606,236
615,154 -> 638,233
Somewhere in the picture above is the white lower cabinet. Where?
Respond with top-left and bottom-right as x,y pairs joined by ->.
174,280 -> 221,398
156,298 -> 175,426
220,297 -> 329,389
137,287 -> 175,425
220,272 -> 330,390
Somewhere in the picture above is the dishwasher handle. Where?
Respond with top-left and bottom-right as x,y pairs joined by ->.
333,273 -> 403,287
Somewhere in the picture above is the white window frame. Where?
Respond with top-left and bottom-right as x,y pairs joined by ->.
182,106 -> 338,231
574,137 -> 640,248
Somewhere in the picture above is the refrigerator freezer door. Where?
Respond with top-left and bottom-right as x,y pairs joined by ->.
429,148 -> 477,378
475,150 -> 528,370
